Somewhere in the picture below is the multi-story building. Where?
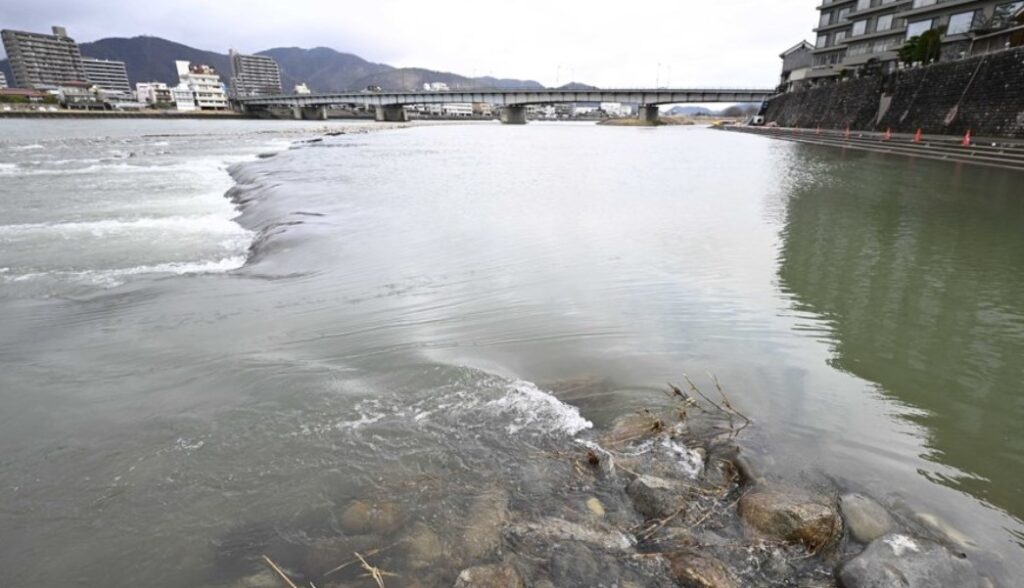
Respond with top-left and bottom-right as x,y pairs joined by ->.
0,71 -> 7,89
810,0 -> 1024,77
82,57 -> 131,94
1,26 -> 86,89
779,41 -> 814,91
228,50 -> 282,97
136,82 -> 175,107
174,60 -> 228,110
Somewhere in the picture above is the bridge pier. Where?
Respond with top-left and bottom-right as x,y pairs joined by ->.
638,104 -> 660,124
292,106 -> 329,120
375,105 -> 408,122
499,105 -> 527,125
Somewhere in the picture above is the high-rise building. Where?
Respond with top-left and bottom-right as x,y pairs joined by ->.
82,57 -> 131,94
0,71 -> 7,89
229,50 -> 282,97
809,0 -> 1024,78
174,60 -> 228,110
1,26 -> 86,89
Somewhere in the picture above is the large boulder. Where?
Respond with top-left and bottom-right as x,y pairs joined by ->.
738,486 -> 842,550
460,489 -> 509,560
839,494 -> 893,543
404,522 -> 445,568
838,534 -> 983,587
339,500 -> 403,535
506,517 -> 635,552
667,552 -> 739,588
453,562 -> 525,588
626,474 -> 687,519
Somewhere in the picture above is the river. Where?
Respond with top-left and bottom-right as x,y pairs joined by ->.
0,119 -> 1021,587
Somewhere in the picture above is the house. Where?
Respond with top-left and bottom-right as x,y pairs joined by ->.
779,41 -> 814,92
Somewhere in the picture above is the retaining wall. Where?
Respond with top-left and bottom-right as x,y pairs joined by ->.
763,47 -> 1024,138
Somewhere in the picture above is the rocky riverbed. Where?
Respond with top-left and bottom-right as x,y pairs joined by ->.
209,382 -> 1004,588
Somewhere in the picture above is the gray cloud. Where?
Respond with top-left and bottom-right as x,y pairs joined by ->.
1,0 -> 818,87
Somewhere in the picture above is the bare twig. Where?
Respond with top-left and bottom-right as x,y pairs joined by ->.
323,542 -> 398,577
261,554 -> 300,588
355,552 -> 397,588
681,375 -> 726,413
708,372 -> 751,425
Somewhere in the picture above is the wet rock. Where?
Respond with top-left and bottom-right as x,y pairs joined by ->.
913,513 -> 978,550
506,517 -> 635,551
550,542 -> 600,586
461,489 -> 509,560
837,533 -> 983,588
840,494 -> 893,543
738,486 -> 842,550
626,474 -> 687,519
230,570 -> 283,588
452,562 -> 525,588
404,522 -> 444,568
602,411 -> 669,444
586,496 -> 606,518
339,500 -> 403,535
667,551 -> 738,588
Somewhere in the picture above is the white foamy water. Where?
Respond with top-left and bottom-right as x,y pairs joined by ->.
0,120 -> 310,295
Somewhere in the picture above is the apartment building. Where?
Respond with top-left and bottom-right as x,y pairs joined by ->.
810,0 -> 1024,77
0,71 -> 7,89
82,57 -> 131,94
1,26 -> 86,88
229,50 -> 282,97
174,60 -> 228,110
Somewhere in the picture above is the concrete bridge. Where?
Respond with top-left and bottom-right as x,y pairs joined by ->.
237,88 -> 775,124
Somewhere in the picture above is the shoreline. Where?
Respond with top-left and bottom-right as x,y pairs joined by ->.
722,125 -> 1024,172
227,379 -> 1006,588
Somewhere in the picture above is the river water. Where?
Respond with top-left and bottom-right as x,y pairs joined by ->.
0,119 -> 1021,586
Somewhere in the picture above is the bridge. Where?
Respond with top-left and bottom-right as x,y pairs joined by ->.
237,88 -> 776,124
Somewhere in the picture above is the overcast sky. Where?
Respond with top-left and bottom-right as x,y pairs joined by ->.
1,0 -> 817,87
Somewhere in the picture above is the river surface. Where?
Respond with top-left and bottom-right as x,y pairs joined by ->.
0,119 -> 1022,586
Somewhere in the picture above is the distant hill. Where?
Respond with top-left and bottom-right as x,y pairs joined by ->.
666,105 -> 715,116
0,35 -> 544,92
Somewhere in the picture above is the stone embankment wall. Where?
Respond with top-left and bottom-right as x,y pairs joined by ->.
763,47 -> 1024,138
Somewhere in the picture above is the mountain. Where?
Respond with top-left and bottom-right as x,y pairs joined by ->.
255,46 -> 393,91
79,36 -> 229,85
0,35 -> 544,92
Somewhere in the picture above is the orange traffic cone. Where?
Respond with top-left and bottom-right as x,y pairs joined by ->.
962,129 -> 972,147
914,128 -> 923,143
883,128 -> 892,141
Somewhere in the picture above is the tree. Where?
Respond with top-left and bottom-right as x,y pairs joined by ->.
898,29 -> 943,66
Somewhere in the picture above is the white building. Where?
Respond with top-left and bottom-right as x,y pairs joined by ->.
294,83 -> 311,95
175,60 -> 228,111
423,82 -> 450,92
0,71 -> 7,89
135,82 -> 172,105
170,84 -> 197,111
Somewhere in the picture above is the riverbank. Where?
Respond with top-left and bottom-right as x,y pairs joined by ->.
225,379 -> 1005,588
721,125 -> 1024,172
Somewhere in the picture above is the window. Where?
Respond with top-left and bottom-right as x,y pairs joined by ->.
876,14 -> 894,31
838,7 -> 851,21
852,20 -> 868,36
857,0 -> 871,11
912,0 -> 937,8
946,11 -> 976,35
835,30 -> 848,43
820,11 -> 833,27
992,2 -> 1024,27
817,34 -> 830,48
906,19 -> 933,38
